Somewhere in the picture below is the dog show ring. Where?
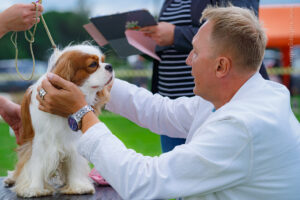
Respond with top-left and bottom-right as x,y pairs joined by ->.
39,88 -> 47,100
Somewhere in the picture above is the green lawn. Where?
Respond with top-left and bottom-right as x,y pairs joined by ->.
0,123 -> 18,177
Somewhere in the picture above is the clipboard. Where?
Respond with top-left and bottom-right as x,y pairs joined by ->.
84,9 -> 160,60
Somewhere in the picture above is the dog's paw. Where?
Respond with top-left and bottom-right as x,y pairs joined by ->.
3,177 -> 15,188
16,187 -> 54,198
60,182 -> 95,195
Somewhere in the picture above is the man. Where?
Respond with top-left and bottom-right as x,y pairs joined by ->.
4,6 -> 300,199
0,3 -> 43,39
141,0 -> 270,153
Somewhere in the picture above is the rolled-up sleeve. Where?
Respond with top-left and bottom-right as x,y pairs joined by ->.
78,117 -> 252,199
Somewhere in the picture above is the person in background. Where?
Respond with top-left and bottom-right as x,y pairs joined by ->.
140,0 -> 269,153
0,3 -> 43,144
0,3 -> 43,39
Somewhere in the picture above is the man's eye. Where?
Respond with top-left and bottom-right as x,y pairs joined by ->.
89,61 -> 98,68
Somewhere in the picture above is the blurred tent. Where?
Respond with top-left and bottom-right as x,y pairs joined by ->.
259,4 -> 300,86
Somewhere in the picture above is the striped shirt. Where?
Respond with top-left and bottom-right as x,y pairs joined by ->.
158,0 -> 194,99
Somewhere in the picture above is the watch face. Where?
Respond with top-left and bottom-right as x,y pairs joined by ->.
68,116 -> 78,131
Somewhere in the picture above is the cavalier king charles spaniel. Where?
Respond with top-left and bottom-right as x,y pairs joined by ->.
4,43 -> 113,197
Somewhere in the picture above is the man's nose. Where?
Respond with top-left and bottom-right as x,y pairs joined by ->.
105,64 -> 113,72
186,51 -> 192,66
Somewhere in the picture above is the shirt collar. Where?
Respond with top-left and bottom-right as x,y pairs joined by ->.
230,72 -> 264,103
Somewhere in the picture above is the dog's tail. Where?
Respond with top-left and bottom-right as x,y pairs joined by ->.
4,140 -> 32,187
14,141 -> 33,178
19,88 -> 35,144
10,87 -> 35,180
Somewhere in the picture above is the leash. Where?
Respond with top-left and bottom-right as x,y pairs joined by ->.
10,0 -> 56,81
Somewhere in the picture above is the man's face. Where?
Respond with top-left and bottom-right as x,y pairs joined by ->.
186,21 -> 217,98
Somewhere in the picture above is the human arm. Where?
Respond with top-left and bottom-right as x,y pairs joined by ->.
139,0 -> 204,51
0,96 -> 22,144
140,21 -> 198,52
140,22 -> 175,46
0,3 -> 43,38
106,79 -> 212,138
78,118 -> 252,199
37,73 -> 209,139
172,25 -> 199,52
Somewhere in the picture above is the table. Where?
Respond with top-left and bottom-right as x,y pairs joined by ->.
0,177 -> 122,200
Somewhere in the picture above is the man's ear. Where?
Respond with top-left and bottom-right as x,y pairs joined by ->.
215,57 -> 231,78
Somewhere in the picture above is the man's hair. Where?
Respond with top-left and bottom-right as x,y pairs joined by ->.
200,6 -> 267,71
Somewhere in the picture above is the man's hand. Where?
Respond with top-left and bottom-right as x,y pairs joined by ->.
37,73 -> 87,117
0,3 -> 43,38
140,22 -> 175,46
0,96 -> 22,145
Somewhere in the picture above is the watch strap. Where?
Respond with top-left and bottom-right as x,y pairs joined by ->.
73,105 -> 94,122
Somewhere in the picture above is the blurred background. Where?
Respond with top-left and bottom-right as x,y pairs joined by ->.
0,0 -> 299,176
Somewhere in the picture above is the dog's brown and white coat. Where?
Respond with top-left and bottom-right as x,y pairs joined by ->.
5,44 -> 113,197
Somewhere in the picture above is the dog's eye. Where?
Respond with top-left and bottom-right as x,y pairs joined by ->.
89,61 -> 98,68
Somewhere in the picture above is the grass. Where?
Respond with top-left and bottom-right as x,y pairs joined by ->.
0,123 -> 17,177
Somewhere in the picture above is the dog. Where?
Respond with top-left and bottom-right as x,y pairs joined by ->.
4,43 -> 114,197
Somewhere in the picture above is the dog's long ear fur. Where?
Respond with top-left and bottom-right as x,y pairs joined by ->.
92,86 -> 110,116
19,88 -> 34,144
51,52 -> 73,81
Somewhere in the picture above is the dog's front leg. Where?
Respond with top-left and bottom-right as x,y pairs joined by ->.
60,147 -> 95,195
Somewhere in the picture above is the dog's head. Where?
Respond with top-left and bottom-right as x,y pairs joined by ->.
19,44 -> 113,145
48,44 -> 114,105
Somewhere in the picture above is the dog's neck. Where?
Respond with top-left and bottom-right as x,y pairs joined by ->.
80,86 -> 102,107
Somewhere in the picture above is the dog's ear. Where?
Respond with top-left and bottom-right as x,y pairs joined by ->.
47,48 -> 62,72
51,53 -> 73,82
93,86 -> 110,116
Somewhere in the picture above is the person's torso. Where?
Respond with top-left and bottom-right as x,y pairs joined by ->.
157,0 -> 194,99
185,74 -> 300,199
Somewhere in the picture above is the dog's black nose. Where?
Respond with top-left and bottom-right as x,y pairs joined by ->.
105,64 -> 113,72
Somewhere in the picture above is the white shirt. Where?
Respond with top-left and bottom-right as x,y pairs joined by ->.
78,73 -> 300,200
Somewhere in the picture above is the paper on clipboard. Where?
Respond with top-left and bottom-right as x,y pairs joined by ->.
125,30 -> 161,61
83,23 -> 108,47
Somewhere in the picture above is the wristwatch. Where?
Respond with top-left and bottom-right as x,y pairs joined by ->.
68,105 -> 94,131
